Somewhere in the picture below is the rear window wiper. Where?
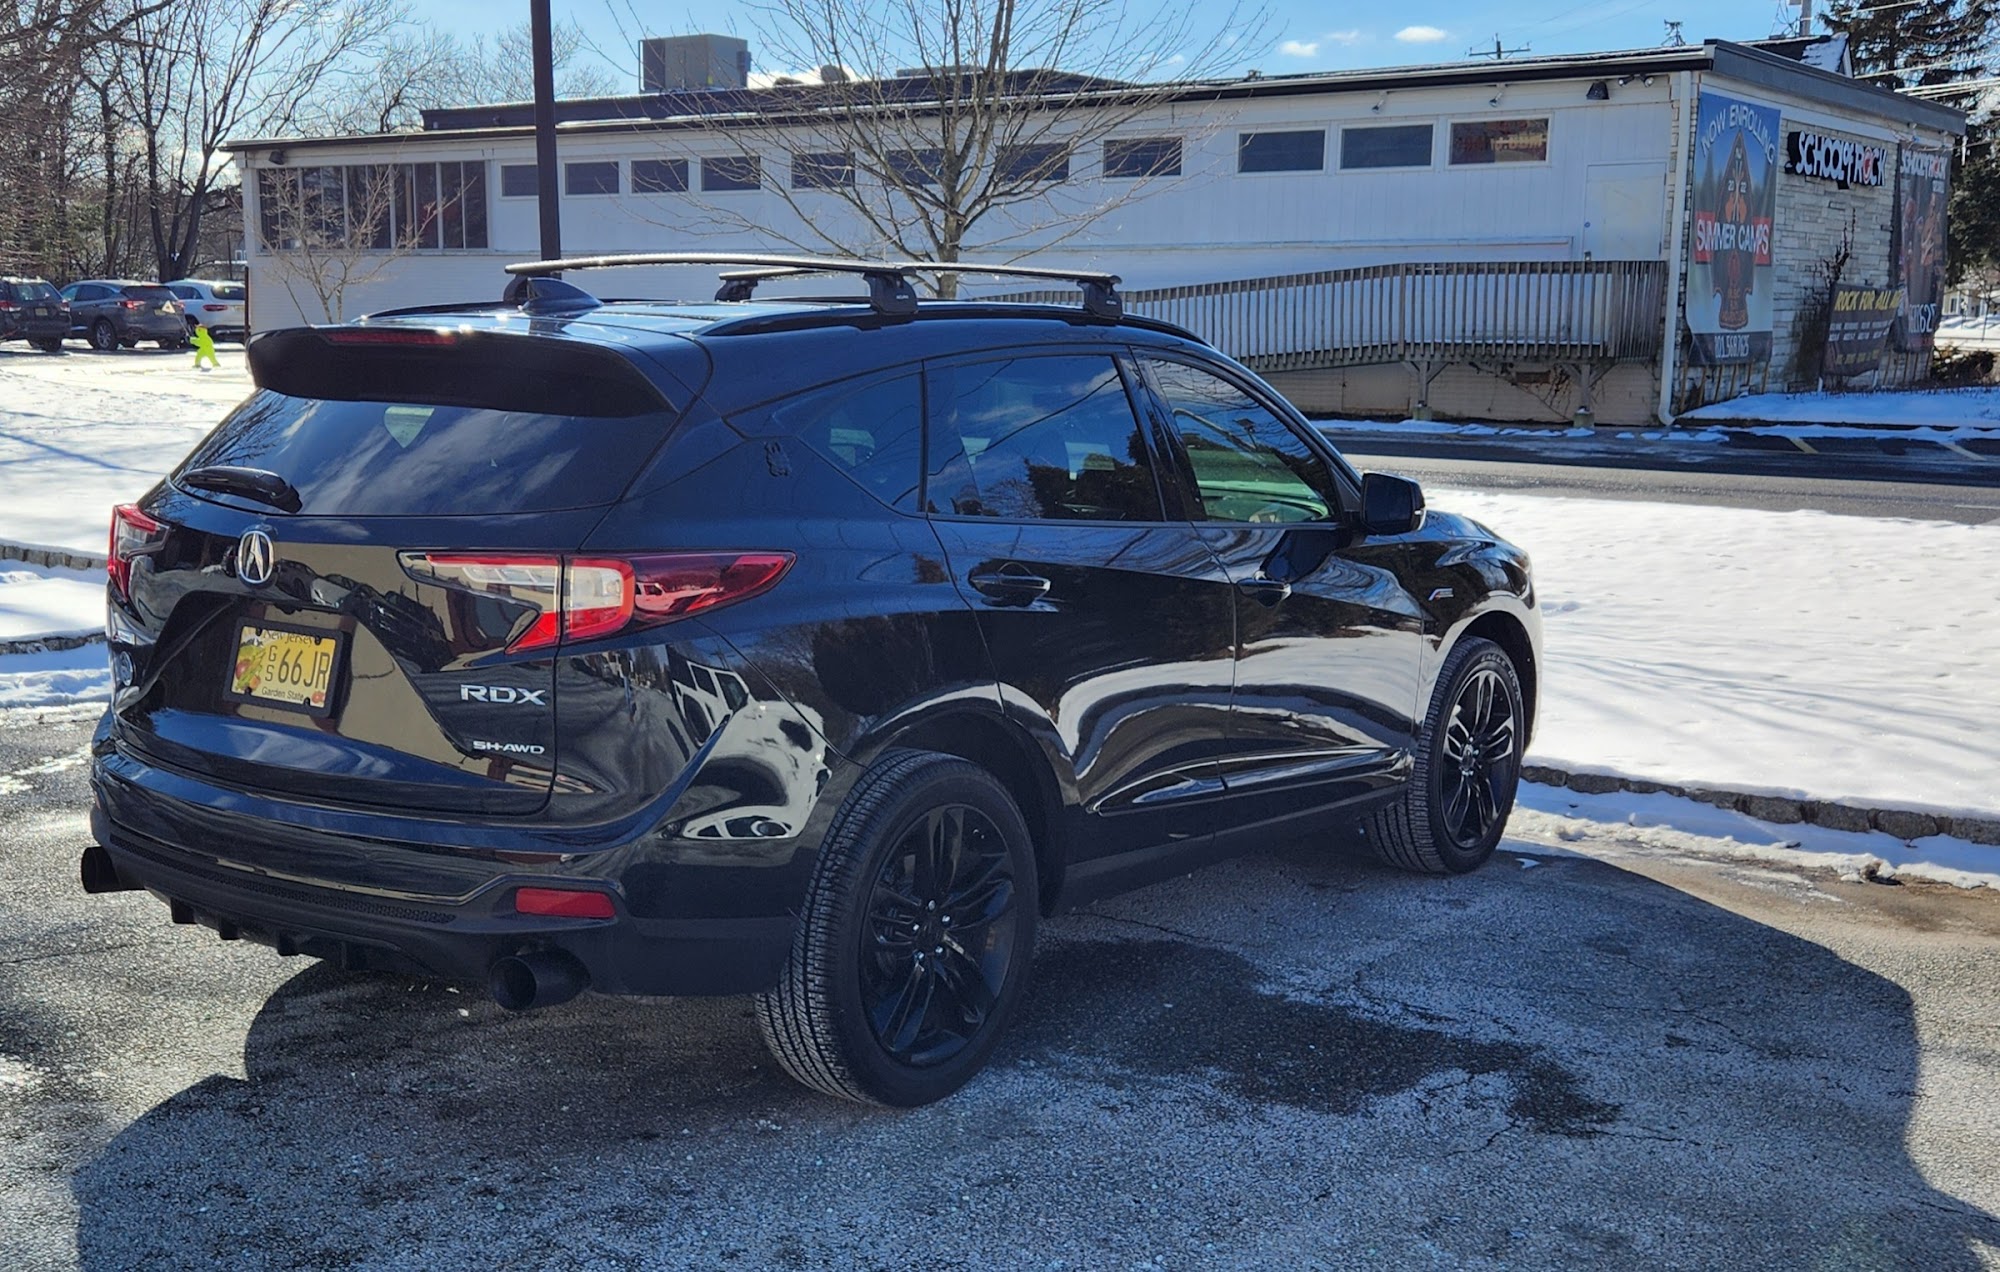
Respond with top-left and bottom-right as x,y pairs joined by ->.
179,465 -> 303,514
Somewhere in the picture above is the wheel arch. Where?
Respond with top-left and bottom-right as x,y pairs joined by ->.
880,710 -> 1068,916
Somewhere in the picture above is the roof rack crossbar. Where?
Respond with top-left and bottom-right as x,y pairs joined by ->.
504,252 -> 1121,319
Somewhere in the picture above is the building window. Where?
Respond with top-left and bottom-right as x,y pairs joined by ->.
997,143 -> 1069,183
887,148 -> 943,187
632,157 -> 690,193
1449,119 -> 1550,165
1340,124 -> 1434,170
702,154 -> 761,191
792,151 -> 856,189
257,161 -> 488,253
1238,130 -> 1325,173
1103,137 -> 1182,179
499,163 -> 538,198
565,161 -> 620,196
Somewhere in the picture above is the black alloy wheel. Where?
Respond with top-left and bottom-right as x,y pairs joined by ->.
1438,665 -> 1518,851
89,319 -> 117,352
861,803 -> 1019,1068
1367,636 -> 1524,874
757,749 -> 1037,1106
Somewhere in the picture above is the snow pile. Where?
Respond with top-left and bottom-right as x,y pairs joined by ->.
0,347 -> 250,556
1436,487 -> 2000,819
1514,783 -> 2000,891
1680,386 -> 2000,429
0,563 -> 103,642
0,645 -> 111,710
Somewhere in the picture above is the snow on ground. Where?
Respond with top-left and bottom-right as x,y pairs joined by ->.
1680,385 -> 2000,428
0,562 -> 102,642
1438,485 -> 2000,819
0,645 -> 110,711
1513,783 -> 2000,891
0,345 -> 250,557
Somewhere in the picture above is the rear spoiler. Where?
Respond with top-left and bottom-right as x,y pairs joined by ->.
246,326 -> 676,418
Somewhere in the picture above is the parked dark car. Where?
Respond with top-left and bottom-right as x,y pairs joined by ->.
83,255 -> 1539,1106
61,279 -> 188,350
0,276 -> 69,351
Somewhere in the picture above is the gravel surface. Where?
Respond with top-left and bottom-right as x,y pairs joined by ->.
2,707 -> 1997,1270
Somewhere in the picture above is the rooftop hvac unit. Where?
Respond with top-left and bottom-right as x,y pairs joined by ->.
641,34 -> 751,92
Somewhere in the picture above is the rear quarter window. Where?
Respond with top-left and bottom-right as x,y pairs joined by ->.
177,392 -> 678,516
771,374 -> 924,512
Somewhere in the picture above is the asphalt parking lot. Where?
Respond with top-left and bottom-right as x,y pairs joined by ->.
2,706 -> 1997,1271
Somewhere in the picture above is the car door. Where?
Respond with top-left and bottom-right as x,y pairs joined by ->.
1134,353 -> 1427,840
921,349 -> 1239,895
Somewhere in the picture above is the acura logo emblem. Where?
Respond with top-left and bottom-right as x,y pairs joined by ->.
238,529 -> 275,586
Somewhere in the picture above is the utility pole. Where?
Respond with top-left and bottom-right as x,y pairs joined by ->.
530,0 -> 561,263
1795,0 -> 1815,38
1663,20 -> 1686,46
1467,33 -> 1531,60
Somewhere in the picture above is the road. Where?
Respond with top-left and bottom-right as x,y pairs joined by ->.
1329,426 -> 2000,523
2,707 -> 1997,1270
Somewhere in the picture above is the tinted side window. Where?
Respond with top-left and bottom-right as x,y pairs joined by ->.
1145,358 -> 1335,524
927,356 -> 1162,522
775,373 -> 924,512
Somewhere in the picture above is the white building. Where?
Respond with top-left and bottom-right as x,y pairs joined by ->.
225,37 -> 1962,425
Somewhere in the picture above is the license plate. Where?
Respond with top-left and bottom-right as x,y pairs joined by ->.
226,623 -> 343,716
33,307 -> 48,316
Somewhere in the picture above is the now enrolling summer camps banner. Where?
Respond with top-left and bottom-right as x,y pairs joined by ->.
1687,91 -> 1782,366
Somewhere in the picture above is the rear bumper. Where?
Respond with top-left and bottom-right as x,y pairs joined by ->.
88,797 -> 796,998
2,317 -> 67,339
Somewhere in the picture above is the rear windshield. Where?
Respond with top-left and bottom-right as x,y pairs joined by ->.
122,285 -> 175,302
212,282 -> 245,300
6,281 -> 59,302
176,391 -> 675,516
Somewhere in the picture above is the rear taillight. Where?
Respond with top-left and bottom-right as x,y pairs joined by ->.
109,504 -> 164,601
399,551 -> 791,652
202,303 -> 226,311
0,300 -> 17,312
118,299 -> 142,310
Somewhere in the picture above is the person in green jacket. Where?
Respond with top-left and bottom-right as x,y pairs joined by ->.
191,323 -> 219,371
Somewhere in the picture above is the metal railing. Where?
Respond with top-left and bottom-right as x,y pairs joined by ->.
995,259 -> 1668,372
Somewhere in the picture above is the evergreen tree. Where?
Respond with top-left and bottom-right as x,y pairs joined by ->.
1823,0 -> 2000,279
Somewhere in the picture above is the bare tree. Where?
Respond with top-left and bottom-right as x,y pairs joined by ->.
645,0 -> 1260,293
308,19 -> 619,136
97,0 -> 404,281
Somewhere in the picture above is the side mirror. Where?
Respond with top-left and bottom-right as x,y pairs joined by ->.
1361,472 -> 1425,537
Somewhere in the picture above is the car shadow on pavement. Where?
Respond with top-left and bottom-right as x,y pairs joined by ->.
67,843 -> 2000,1270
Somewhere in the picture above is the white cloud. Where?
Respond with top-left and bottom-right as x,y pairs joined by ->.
1279,39 -> 1320,58
1395,25 -> 1450,43
1323,29 -> 1362,45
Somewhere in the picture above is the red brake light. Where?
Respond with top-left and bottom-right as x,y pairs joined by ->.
202,303 -> 226,311
400,551 -> 793,652
514,887 -> 616,919
109,504 -> 164,601
324,327 -> 456,346
118,299 -> 142,310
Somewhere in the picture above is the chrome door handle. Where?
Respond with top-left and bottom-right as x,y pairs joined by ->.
968,568 -> 1052,606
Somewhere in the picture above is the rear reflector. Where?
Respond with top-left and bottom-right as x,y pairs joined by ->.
109,504 -> 165,601
514,887 -> 616,919
401,551 -> 793,652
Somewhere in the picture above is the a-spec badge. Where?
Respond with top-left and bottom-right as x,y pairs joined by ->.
237,529 -> 275,586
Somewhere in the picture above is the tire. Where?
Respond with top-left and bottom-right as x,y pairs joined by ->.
756,749 -> 1038,1106
89,320 -> 117,352
32,338 -> 62,353
1367,636 -> 1525,875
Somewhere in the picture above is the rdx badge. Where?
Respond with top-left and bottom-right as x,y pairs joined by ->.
461,685 -> 547,705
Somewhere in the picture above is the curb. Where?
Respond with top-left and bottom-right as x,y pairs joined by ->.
1524,764 -> 2000,848
0,632 -> 104,658
0,543 -> 106,571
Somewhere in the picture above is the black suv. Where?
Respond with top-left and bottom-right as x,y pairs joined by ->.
84,255 -> 1539,1106
0,276 -> 69,351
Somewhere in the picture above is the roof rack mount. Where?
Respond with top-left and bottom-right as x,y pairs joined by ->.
502,252 -> 1122,319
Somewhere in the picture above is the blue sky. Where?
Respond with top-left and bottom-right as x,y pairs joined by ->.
423,1 -> 1806,88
